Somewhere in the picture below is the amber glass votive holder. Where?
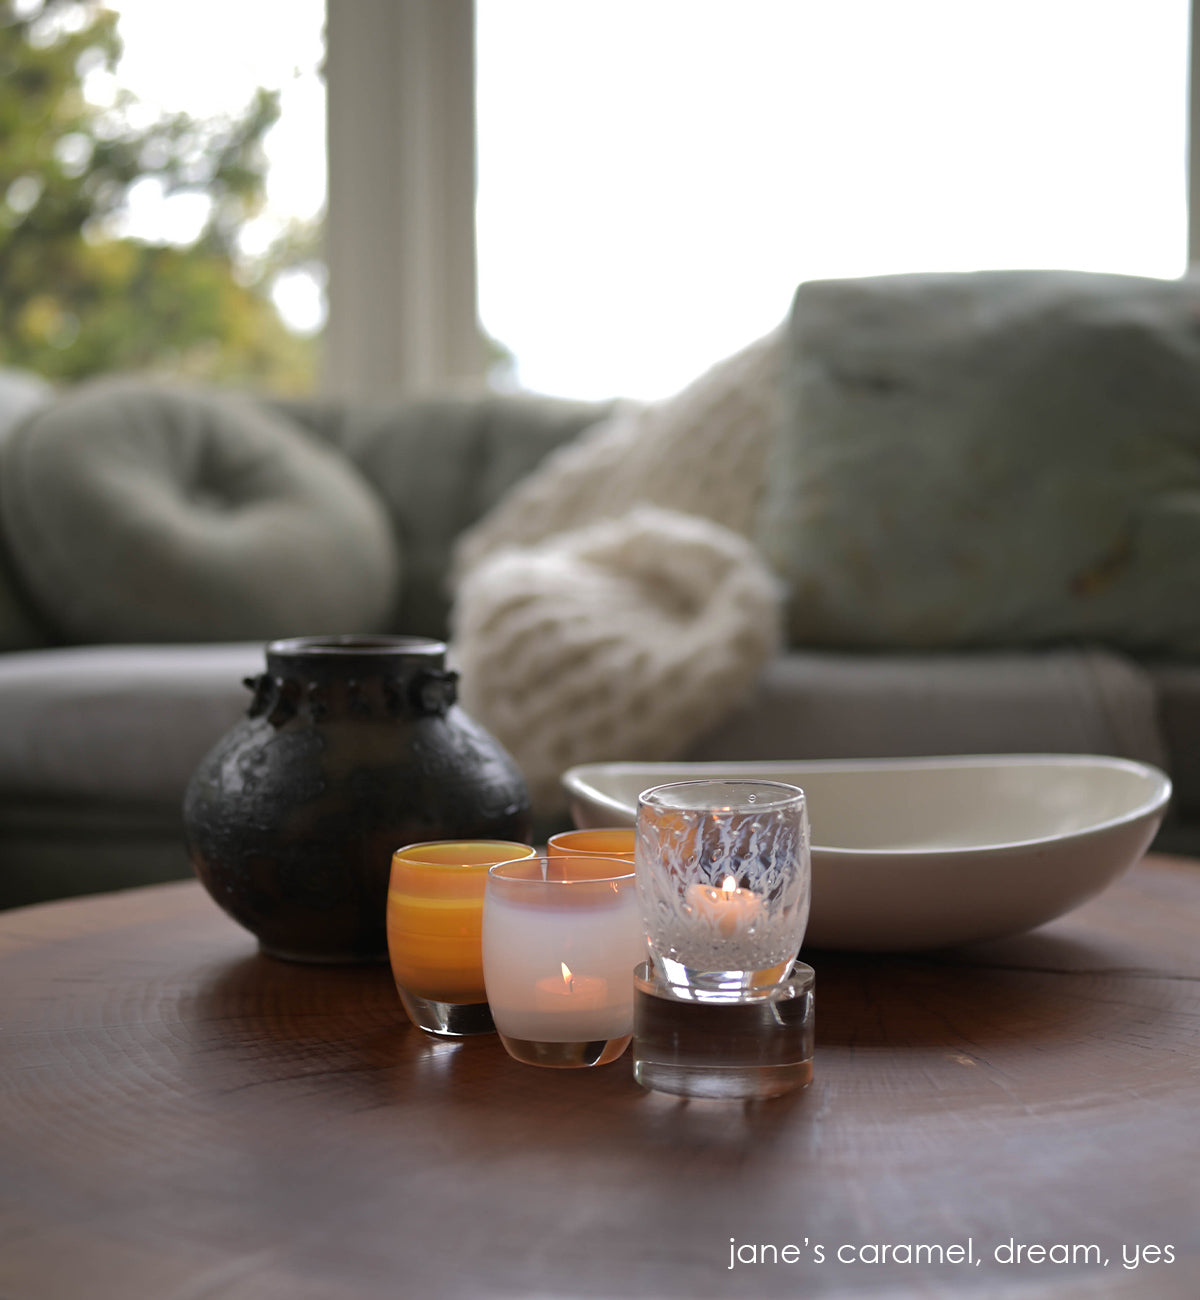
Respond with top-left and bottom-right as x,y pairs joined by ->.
547,827 -> 635,862
387,840 -> 535,1037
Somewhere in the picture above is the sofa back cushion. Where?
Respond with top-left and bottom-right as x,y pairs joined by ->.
0,368 -> 56,650
275,392 -> 614,638
758,270 -> 1200,656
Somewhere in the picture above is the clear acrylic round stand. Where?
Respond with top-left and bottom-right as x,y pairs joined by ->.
632,961 -> 815,1100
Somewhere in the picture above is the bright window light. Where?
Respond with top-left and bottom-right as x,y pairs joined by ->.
476,0 -> 1189,401
105,0 -> 327,335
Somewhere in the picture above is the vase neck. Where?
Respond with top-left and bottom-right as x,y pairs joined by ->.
265,635 -> 446,682
248,635 -> 455,725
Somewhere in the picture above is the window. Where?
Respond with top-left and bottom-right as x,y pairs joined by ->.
1,0 -> 326,392
109,0 -> 327,379
476,0 -> 1189,401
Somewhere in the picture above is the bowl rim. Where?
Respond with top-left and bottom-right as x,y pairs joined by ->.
561,753 -> 1173,858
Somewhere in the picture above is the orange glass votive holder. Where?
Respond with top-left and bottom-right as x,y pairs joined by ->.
547,827 -> 635,862
387,840 -> 535,1037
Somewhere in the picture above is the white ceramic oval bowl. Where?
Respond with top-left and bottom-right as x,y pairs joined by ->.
561,755 -> 1172,951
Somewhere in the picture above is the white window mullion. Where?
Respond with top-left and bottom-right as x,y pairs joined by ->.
323,0 -> 481,399
1190,0 -> 1200,265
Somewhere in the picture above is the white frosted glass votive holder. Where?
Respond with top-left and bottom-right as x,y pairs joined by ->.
482,854 -> 645,1068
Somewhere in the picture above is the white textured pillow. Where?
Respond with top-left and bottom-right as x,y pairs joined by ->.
452,506 -> 782,816
452,327 -> 784,578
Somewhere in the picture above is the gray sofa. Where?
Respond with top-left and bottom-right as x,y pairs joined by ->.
3,268 -> 1199,910
0,375 -> 618,907
0,633 -> 1191,911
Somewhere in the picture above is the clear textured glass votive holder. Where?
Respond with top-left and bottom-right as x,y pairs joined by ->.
636,780 -> 811,995
482,854 -> 645,1068
632,961 -> 815,1100
387,840 -> 536,1037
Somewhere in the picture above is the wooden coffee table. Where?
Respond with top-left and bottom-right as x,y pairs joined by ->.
2,855 -> 1198,1299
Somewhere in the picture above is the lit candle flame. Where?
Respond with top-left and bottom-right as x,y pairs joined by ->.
721,876 -> 738,894
560,961 -> 574,992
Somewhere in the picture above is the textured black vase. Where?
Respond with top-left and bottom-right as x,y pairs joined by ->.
183,635 -> 532,962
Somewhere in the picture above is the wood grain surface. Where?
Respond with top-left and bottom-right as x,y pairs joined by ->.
1,856 -> 1198,1300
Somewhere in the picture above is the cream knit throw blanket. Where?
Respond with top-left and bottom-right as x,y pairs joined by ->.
450,329 -> 785,816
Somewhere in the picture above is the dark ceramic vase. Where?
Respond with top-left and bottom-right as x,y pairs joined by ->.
183,635 -> 532,963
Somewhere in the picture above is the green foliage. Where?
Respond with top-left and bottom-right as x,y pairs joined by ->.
0,0 -> 318,392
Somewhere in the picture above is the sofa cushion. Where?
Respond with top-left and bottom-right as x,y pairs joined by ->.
759,270 -> 1200,655
0,640 -> 264,909
0,380 -> 400,643
0,642 -> 261,803
687,646 -> 1169,772
1146,661 -> 1200,821
0,368 -> 55,651
273,392 -> 614,638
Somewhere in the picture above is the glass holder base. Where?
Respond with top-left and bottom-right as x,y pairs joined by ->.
632,961 -> 815,1100
497,1033 -> 632,1068
396,989 -> 495,1037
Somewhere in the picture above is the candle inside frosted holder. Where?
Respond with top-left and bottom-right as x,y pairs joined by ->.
636,780 -> 810,996
482,854 -> 645,1068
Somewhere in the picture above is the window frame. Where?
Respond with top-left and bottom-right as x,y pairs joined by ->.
322,0 -> 1199,399
322,0 -> 481,399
